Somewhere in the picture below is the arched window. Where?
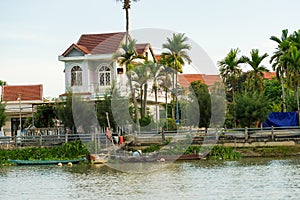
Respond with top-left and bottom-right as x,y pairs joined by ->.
99,65 -> 111,86
71,66 -> 82,86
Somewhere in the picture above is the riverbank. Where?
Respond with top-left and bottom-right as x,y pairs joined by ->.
0,140 -> 89,166
235,145 -> 300,157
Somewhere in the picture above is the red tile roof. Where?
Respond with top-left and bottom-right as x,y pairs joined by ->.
178,74 -> 221,88
2,85 -> 43,101
263,71 -> 276,80
135,43 -> 149,55
61,32 -> 126,56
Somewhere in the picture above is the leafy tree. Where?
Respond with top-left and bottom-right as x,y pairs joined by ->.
33,104 -> 56,128
0,103 -> 6,129
235,91 -> 271,128
263,78 -> 283,112
242,49 -> 269,92
186,81 -> 211,128
55,91 -> 75,132
0,80 -> 7,86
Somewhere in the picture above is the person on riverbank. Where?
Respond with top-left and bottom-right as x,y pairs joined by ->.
133,150 -> 142,157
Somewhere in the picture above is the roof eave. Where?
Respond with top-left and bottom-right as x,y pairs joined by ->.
58,54 -> 114,62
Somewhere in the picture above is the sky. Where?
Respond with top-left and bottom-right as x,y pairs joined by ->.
1,0 -> 300,98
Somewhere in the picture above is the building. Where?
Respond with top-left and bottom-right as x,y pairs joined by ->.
1,84 -> 43,136
58,32 -> 156,99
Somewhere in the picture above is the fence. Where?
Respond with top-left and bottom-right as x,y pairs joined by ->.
1,126 -> 300,149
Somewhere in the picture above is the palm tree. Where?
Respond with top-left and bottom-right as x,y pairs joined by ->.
270,29 -> 290,112
242,49 -> 269,92
149,62 -> 165,132
116,0 -> 139,44
115,39 -> 144,132
161,33 -> 192,124
218,48 -> 244,128
218,48 -> 244,103
282,45 -> 300,125
132,62 -> 151,118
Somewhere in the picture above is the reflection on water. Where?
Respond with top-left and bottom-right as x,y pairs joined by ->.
1,157 -> 300,199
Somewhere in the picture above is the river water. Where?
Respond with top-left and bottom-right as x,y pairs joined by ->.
1,157 -> 300,200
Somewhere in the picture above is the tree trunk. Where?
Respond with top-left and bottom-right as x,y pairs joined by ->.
165,88 -> 168,131
171,71 -> 175,119
128,73 -> 140,133
232,87 -> 237,128
142,83 -> 148,118
154,85 -> 159,133
140,85 -> 143,117
280,76 -> 286,112
125,8 -> 129,45
296,85 -> 300,126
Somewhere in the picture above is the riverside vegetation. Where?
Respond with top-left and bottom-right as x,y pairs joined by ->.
0,140 -> 89,166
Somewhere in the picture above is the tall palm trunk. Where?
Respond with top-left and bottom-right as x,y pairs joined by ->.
165,87 -> 168,130
125,7 -> 129,45
154,83 -> 159,132
142,83 -> 148,118
128,73 -> 140,133
280,77 -> 286,112
295,84 -> 300,126
171,71 -> 175,119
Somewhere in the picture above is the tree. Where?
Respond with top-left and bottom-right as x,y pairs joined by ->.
0,103 -> 6,130
0,80 -> 7,86
132,61 -> 151,119
116,0 -> 139,44
235,91 -> 271,128
188,81 -> 211,128
55,91 -> 75,132
242,49 -> 269,92
218,48 -> 244,102
270,29 -> 290,112
218,48 -> 244,128
116,39 -> 144,132
282,45 -> 300,124
161,33 -> 192,123
33,104 -> 56,128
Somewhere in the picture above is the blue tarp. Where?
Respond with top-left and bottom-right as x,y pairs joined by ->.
263,112 -> 299,127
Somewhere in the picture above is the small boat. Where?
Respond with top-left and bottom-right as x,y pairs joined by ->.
158,153 -> 207,162
117,152 -> 159,163
8,158 -> 85,165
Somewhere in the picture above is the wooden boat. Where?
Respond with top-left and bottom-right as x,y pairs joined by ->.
117,152 -> 159,163
157,153 -> 207,162
8,158 -> 85,165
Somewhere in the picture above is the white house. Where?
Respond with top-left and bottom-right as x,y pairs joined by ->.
58,32 -> 157,99
1,85 -> 43,136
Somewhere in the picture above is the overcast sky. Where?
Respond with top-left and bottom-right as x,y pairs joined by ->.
1,0 -> 300,97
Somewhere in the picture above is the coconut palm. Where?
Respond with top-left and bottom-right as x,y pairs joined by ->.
218,48 -> 244,128
270,29 -> 290,112
242,49 -> 269,92
281,45 -> 300,125
116,39 -> 144,132
132,62 -> 151,118
218,48 -> 244,103
116,0 -> 139,44
161,33 -> 192,123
